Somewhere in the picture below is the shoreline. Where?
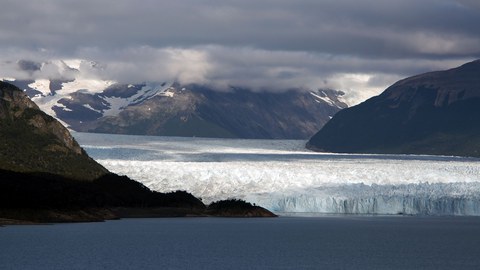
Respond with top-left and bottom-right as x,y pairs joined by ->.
0,206 -> 277,226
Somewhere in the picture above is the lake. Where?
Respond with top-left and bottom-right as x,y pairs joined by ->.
2,216 -> 480,269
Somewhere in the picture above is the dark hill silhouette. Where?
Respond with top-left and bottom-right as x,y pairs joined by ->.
307,60 -> 480,157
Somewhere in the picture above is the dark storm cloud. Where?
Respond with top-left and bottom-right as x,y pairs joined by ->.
1,0 -> 480,103
17,60 -> 41,72
2,0 -> 479,56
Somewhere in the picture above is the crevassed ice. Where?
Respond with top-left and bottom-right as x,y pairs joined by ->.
75,132 -> 480,215
246,183 -> 480,215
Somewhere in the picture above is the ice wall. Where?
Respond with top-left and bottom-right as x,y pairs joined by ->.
246,183 -> 480,215
75,133 -> 480,216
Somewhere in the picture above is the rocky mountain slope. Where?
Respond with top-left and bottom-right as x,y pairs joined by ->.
0,81 -> 107,180
86,84 -> 347,139
4,60 -> 347,139
307,59 -> 480,157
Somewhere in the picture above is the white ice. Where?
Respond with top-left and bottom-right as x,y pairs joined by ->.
74,132 -> 480,215
310,91 -> 343,108
30,78 -> 114,121
102,82 -> 171,116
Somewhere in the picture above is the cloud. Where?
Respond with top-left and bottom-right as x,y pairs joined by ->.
17,60 -> 41,72
74,46 -> 212,84
1,0 -> 480,104
2,45 -> 472,105
2,0 -> 479,56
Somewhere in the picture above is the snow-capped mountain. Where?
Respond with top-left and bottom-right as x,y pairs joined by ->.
4,59 -> 348,139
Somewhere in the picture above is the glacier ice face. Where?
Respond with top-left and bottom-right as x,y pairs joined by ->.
74,132 -> 480,215
247,183 -> 480,215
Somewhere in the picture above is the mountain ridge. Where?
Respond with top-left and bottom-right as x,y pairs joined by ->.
86,84 -> 347,139
307,59 -> 480,157
3,59 -> 348,139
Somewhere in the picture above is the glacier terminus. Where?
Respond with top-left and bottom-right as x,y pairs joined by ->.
75,133 -> 480,216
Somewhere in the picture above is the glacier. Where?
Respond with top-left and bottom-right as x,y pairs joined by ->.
74,132 -> 480,215
247,183 -> 480,215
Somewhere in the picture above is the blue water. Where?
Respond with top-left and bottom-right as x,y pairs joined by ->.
2,216 -> 480,269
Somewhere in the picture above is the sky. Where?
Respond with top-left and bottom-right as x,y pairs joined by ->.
1,0 -> 480,104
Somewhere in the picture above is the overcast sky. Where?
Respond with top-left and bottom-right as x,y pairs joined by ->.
1,0 -> 480,104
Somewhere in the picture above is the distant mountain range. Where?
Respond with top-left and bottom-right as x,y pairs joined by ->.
3,60 -> 347,139
84,84 -> 346,139
307,59 -> 480,157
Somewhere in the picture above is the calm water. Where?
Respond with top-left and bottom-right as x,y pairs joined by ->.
2,216 -> 480,270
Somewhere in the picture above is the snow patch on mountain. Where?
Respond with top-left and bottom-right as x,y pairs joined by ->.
27,78 -> 115,123
61,79 -> 115,94
310,90 -> 345,108
310,91 -> 333,105
83,104 -> 102,113
58,104 -> 72,112
62,59 -> 83,70
28,79 -> 51,96
32,93 -> 63,119
102,82 -> 172,116
7,59 -> 173,123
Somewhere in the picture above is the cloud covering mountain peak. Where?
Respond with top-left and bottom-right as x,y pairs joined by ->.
1,0 -> 480,105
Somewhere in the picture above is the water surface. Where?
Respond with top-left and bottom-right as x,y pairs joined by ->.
2,216 -> 480,269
